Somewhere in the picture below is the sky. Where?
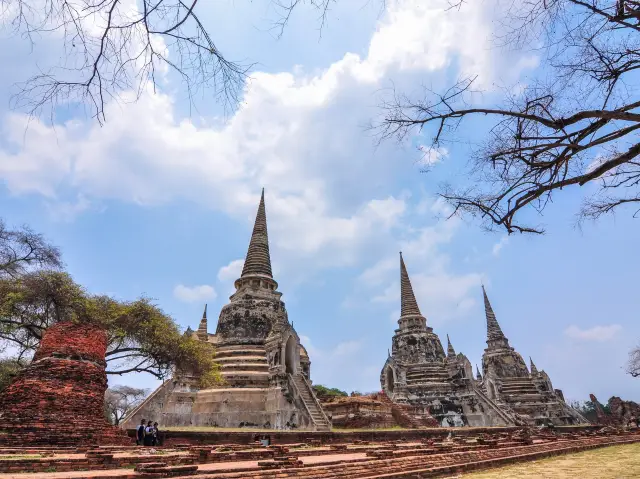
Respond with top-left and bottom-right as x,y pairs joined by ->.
0,0 -> 638,404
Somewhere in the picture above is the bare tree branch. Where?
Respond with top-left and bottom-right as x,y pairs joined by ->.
1,0 -> 335,124
375,0 -> 640,234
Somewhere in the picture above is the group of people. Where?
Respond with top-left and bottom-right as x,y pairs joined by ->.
136,419 -> 161,446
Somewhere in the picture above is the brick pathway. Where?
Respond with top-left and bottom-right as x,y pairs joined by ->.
0,433 -> 637,479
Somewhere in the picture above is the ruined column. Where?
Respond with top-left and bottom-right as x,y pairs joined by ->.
0,321 -> 131,446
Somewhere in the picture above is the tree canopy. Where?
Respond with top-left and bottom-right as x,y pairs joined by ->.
0,218 -> 220,386
2,0 -> 333,124
0,220 -> 62,279
312,384 -> 348,399
0,357 -> 25,393
377,0 -> 640,234
0,270 -> 220,385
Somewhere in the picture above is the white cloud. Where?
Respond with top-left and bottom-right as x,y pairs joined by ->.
492,235 -> 509,256
0,0 -> 538,286
332,340 -> 363,357
45,195 -> 93,223
564,324 -> 622,342
346,198 -> 482,324
217,259 -> 244,283
417,146 -> 448,167
173,284 -> 217,303
359,257 -> 397,286
298,335 -> 374,391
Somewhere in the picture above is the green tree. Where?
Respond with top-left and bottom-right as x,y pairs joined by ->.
0,270 -> 220,386
0,357 -> 25,393
312,384 -> 348,399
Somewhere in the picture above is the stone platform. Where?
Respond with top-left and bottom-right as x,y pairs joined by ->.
0,427 -> 637,478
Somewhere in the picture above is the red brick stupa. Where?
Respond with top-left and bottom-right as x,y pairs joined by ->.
0,322 -> 131,446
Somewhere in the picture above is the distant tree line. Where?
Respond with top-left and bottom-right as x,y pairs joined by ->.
570,399 -> 610,424
312,385 -> 348,399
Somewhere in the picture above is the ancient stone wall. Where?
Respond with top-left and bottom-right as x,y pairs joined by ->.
0,322 -> 130,446
216,296 -> 285,344
608,396 -> 640,426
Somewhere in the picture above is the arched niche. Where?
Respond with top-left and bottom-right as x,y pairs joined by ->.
285,335 -> 297,375
386,367 -> 395,393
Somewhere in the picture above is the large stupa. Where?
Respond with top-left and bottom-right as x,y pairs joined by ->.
122,190 -> 330,430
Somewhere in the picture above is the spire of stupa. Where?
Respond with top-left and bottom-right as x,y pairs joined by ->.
241,189 -> 273,278
197,304 -> 208,340
476,364 -> 482,380
400,252 -> 421,317
530,357 -> 539,375
447,334 -> 456,357
482,285 -> 508,346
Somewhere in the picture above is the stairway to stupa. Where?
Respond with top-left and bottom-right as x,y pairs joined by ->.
215,344 -> 270,388
405,364 -> 450,386
291,374 -> 331,431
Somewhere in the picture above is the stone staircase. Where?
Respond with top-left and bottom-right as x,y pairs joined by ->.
290,375 -> 331,431
215,345 -> 270,388
470,383 -> 517,426
499,377 -> 542,397
405,364 -> 450,386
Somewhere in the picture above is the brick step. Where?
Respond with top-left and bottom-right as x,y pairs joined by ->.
219,372 -> 270,387
215,356 -> 267,364
219,363 -> 269,372
215,349 -> 266,359
220,370 -> 270,377
406,373 -> 449,379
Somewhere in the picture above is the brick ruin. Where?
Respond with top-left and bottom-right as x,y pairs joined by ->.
381,254 -> 586,427
320,392 -> 438,429
0,321 -> 130,446
122,190 -> 329,431
0,426 -> 636,478
590,393 -> 640,427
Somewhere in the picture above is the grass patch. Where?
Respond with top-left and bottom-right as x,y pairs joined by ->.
459,442 -> 640,478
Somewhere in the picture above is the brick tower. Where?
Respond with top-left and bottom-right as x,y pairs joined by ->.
0,322 -> 130,445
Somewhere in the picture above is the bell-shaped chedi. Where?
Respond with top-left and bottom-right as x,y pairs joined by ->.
0,322 -> 130,446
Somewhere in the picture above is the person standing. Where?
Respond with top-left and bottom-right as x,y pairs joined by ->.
143,420 -> 154,446
152,422 -> 160,446
136,419 -> 146,446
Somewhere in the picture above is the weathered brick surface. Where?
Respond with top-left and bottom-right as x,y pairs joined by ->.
0,322 -> 130,446
148,425 -> 600,446
0,429 -> 636,477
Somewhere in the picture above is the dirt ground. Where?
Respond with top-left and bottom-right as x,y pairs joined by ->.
459,442 -> 640,479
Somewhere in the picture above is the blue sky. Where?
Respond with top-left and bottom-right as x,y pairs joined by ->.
0,0 -> 638,404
